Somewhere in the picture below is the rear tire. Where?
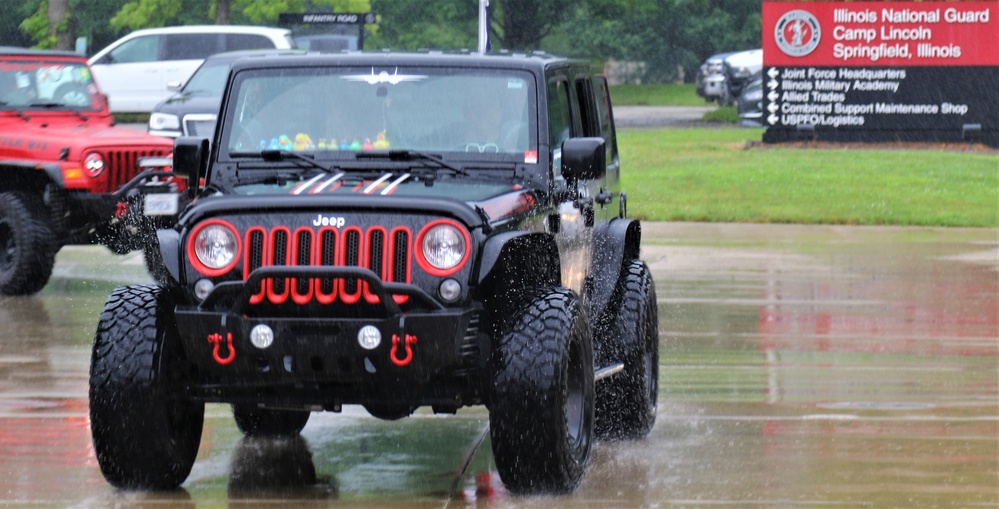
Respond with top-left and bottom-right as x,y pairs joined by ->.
89,285 -> 204,489
489,288 -> 594,494
232,404 -> 310,437
0,192 -> 56,296
595,260 -> 659,440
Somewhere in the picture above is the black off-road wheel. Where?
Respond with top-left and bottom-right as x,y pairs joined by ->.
89,285 -> 204,489
489,288 -> 594,495
232,404 -> 310,437
0,192 -> 56,296
595,260 -> 659,440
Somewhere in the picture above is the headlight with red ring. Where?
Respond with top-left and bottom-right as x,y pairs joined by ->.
83,152 -> 105,177
415,219 -> 469,277
187,219 -> 241,277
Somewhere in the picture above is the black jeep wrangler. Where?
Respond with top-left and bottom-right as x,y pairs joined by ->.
89,52 -> 659,494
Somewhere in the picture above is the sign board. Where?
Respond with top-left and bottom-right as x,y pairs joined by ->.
279,12 -> 378,51
761,2 -> 998,147
279,12 -> 378,25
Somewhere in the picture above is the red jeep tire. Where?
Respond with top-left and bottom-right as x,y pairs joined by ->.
0,192 -> 56,296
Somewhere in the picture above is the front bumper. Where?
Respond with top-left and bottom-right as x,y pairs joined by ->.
57,169 -> 184,245
176,266 -> 481,388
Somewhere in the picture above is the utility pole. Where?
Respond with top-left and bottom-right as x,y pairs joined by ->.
478,0 -> 490,54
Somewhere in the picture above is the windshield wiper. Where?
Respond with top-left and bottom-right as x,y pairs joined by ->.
259,149 -> 337,173
27,102 -> 89,120
356,149 -> 466,175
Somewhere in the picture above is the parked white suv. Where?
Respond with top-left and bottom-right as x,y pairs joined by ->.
89,25 -> 293,113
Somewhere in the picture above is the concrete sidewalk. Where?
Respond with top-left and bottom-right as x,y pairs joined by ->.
612,105 -> 718,128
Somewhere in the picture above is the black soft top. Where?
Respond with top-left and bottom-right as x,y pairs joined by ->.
227,51 -> 588,76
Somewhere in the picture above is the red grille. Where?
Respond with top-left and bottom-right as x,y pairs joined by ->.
244,225 -> 411,306
103,149 -> 170,192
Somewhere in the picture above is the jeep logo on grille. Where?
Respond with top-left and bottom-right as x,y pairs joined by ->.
312,214 -> 346,228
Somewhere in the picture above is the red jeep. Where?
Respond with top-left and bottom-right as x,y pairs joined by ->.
0,47 -> 177,295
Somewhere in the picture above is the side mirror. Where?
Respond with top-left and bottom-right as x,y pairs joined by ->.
561,137 -> 606,181
173,136 -> 209,181
166,81 -> 183,92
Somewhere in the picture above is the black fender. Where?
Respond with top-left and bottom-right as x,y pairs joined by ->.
477,231 -> 562,331
157,228 -> 182,287
2,161 -> 64,193
588,218 -> 642,324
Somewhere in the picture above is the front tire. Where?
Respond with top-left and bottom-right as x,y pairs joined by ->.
89,285 -> 204,489
595,260 -> 659,440
0,191 -> 56,296
489,288 -> 594,494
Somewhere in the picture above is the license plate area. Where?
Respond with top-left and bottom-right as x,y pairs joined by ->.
144,193 -> 179,216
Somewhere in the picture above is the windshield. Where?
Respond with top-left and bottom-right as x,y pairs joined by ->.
221,66 -> 536,161
0,59 -> 103,110
182,59 -> 232,96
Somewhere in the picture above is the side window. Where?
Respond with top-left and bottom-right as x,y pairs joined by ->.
547,79 -> 572,156
107,35 -> 160,64
574,77 -> 599,137
163,34 -> 221,61
592,76 -> 619,164
224,34 -> 276,51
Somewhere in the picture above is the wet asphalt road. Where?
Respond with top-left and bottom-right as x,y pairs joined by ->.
1,222 -> 995,507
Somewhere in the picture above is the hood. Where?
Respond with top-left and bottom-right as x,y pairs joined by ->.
232,173 -> 540,224
153,92 -> 222,117
0,113 -> 172,149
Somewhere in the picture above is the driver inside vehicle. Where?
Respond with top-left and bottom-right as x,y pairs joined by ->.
460,80 -> 528,153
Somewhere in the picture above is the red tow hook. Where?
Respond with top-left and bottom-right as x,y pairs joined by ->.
390,334 -> 417,367
114,201 -> 129,219
208,332 -> 236,365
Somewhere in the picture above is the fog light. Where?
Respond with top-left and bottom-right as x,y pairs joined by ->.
194,279 -> 215,300
439,278 -> 462,302
358,325 -> 381,350
250,324 -> 274,349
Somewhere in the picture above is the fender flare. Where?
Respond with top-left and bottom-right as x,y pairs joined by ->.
156,228 -> 182,287
477,231 -> 562,323
1,161 -> 64,192
588,218 -> 642,322
478,231 -> 561,288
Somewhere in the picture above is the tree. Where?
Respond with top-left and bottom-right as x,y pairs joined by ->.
17,0 -> 73,50
49,0 -> 73,49
367,0 -> 476,50
8,0 -> 761,82
547,0 -> 762,83
216,0 -> 231,24
492,0 -> 574,51
110,0 -> 183,30
237,0 -> 371,25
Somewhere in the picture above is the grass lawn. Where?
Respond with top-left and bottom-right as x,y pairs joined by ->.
620,127 -> 999,227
